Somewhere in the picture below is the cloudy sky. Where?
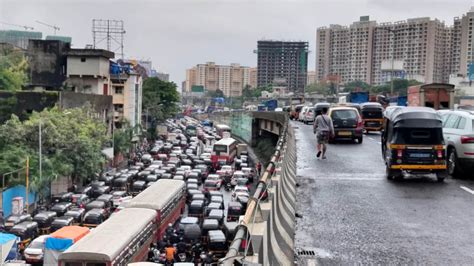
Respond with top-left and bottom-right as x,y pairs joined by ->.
1,0 -> 472,86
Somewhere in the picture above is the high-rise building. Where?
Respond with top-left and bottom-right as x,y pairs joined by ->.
256,40 -> 309,94
316,16 -> 455,85
307,71 -> 317,85
455,8 -> 474,77
184,62 -> 251,97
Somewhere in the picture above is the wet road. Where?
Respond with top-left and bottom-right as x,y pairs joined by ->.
294,121 -> 474,265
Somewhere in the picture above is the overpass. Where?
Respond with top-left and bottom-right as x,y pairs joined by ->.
196,111 -> 297,265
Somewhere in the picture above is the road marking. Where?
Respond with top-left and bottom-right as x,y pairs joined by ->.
460,186 -> 474,195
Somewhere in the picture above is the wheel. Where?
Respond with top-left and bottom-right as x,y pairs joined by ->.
448,148 -> 464,179
385,165 -> 402,180
436,172 -> 447,182
357,137 -> 363,144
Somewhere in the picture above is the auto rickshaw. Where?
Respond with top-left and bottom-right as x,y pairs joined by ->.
91,185 -> 111,199
52,192 -> 73,203
4,214 -> 32,232
207,230 -> 227,259
131,181 -> 147,196
201,219 -> 220,245
96,194 -> 114,211
10,221 -> 38,251
50,202 -> 72,217
82,209 -> 106,228
64,208 -> 85,225
207,209 -> 224,226
113,177 -> 129,191
183,223 -> 201,244
226,202 -> 243,222
85,200 -> 110,218
381,107 -> 448,181
33,211 -> 57,234
223,222 -> 239,245
360,102 -> 384,133
50,216 -> 74,232
188,200 -> 205,220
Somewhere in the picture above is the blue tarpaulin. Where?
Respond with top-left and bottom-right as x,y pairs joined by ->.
0,233 -> 16,244
45,237 -> 73,251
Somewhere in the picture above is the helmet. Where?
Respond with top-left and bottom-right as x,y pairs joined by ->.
168,223 -> 173,227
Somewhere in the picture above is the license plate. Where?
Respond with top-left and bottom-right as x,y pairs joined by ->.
409,153 -> 431,158
338,131 -> 352,136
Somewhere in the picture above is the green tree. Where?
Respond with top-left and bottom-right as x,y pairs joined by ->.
306,82 -> 331,95
0,106 -> 109,193
0,45 -> 28,91
206,89 -> 225,98
344,80 -> 370,93
242,85 -> 253,99
142,78 -> 180,131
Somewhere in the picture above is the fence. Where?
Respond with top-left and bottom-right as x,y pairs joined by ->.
220,112 -> 297,265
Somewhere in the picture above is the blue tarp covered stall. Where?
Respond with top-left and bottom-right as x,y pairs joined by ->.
0,233 -> 19,262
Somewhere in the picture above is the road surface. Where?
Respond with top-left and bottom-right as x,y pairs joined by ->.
294,121 -> 474,265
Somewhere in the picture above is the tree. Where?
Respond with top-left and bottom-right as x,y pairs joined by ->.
206,89 -> 225,98
242,85 -> 253,99
0,45 -> 28,91
306,82 -> 331,95
344,80 -> 370,92
0,106 -> 109,194
142,77 -> 180,128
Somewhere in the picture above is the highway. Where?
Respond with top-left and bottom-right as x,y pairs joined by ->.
293,121 -> 474,265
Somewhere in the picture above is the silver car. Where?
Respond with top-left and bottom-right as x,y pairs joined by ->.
439,110 -> 474,178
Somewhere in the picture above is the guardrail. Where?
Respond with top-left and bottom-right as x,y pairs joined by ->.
219,112 -> 297,265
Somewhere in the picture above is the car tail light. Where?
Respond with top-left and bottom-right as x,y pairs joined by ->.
460,135 -> 474,144
437,150 -> 443,158
397,149 -> 403,158
357,118 -> 364,128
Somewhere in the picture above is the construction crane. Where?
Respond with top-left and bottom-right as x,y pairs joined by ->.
35,20 -> 60,35
0,21 -> 34,30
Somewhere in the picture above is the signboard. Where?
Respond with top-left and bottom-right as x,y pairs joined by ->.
11,197 -> 24,215
469,63 -> 474,81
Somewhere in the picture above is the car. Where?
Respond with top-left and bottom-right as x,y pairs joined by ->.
274,107 -> 283,112
329,106 -> 364,144
24,234 -> 49,264
303,107 -> 316,124
298,106 -> 310,121
439,110 -> 474,178
232,186 -> 249,199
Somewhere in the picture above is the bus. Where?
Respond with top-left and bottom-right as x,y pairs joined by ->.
215,124 -> 231,138
211,138 -> 237,168
126,179 -> 186,239
58,208 -> 157,266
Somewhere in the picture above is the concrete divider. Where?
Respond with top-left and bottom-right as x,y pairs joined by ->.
219,113 -> 297,266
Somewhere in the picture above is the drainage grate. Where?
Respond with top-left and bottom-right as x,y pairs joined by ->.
297,249 -> 316,256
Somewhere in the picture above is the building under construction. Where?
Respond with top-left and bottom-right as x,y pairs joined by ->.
256,40 -> 309,95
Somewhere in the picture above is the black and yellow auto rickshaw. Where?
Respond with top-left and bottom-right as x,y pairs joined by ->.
360,102 -> 384,132
381,107 -> 448,181
10,221 -> 38,251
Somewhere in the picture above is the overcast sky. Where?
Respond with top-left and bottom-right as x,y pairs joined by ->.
1,0 -> 472,86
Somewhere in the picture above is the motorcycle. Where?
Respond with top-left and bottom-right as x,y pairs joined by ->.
177,252 -> 187,262
224,182 -> 232,191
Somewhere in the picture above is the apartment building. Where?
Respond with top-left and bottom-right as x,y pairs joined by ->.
316,15 -> 464,85
110,69 -> 143,129
184,62 -> 251,97
307,71 -> 317,85
257,40 -> 308,94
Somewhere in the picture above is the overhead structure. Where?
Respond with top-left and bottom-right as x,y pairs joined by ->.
36,20 -> 60,35
92,19 -> 125,59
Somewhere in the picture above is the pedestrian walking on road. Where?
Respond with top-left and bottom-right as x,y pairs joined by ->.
256,161 -> 262,176
313,107 -> 334,159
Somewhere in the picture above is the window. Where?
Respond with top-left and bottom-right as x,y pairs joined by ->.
80,57 -> 86,62
115,87 -> 123,94
457,117 -> 466,130
444,114 -> 460,128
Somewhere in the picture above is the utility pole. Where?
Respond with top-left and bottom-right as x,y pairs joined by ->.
25,157 -> 29,213
39,120 -> 42,182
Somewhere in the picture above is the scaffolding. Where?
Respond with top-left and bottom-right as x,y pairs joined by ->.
92,19 -> 125,59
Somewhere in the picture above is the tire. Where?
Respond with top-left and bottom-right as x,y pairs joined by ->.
385,165 -> 402,180
357,137 -> 363,144
436,172 -> 447,182
448,148 -> 464,179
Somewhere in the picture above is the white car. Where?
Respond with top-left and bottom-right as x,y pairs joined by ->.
439,109 -> 474,178
298,106 -> 310,121
221,165 -> 233,175
232,185 -> 250,199
24,235 -> 49,264
303,107 -> 316,124
274,107 -> 283,112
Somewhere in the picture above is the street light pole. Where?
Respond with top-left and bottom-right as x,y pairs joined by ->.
39,119 -> 42,181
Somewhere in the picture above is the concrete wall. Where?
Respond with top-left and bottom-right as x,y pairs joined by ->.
28,40 -> 69,89
1,185 -> 36,217
67,57 -> 109,77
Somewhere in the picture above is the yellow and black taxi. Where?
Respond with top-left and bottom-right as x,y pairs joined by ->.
381,107 -> 448,181
329,106 -> 364,144
360,102 -> 384,132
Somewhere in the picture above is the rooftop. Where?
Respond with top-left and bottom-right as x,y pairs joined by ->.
67,48 -> 114,59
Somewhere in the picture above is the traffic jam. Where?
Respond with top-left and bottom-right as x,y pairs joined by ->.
2,116 -> 259,265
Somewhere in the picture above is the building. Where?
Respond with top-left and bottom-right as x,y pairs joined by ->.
155,72 -> 170,81
66,48 -> 114,95
184,62 -> 251,97
455,7 -> 474,78
256,40 -> 309,94
307,71 -> 317,85
0,30 -> 42,49
316,16 -> 455,85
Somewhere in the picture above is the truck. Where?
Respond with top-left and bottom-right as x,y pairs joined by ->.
407,83 -> 454,110
264,99 -> 278,111
348,91 -> 369,104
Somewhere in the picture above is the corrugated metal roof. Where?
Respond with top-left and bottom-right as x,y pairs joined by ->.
59,208 -> 155,261
127,179 -> 185,211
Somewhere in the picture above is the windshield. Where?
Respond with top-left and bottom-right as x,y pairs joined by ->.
28,240 -> 44,249
213,145 -> 227,153
332,110 -> 358,120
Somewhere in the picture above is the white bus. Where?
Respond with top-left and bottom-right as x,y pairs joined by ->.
215,124 -> 231,138
211,137 -> 237,168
